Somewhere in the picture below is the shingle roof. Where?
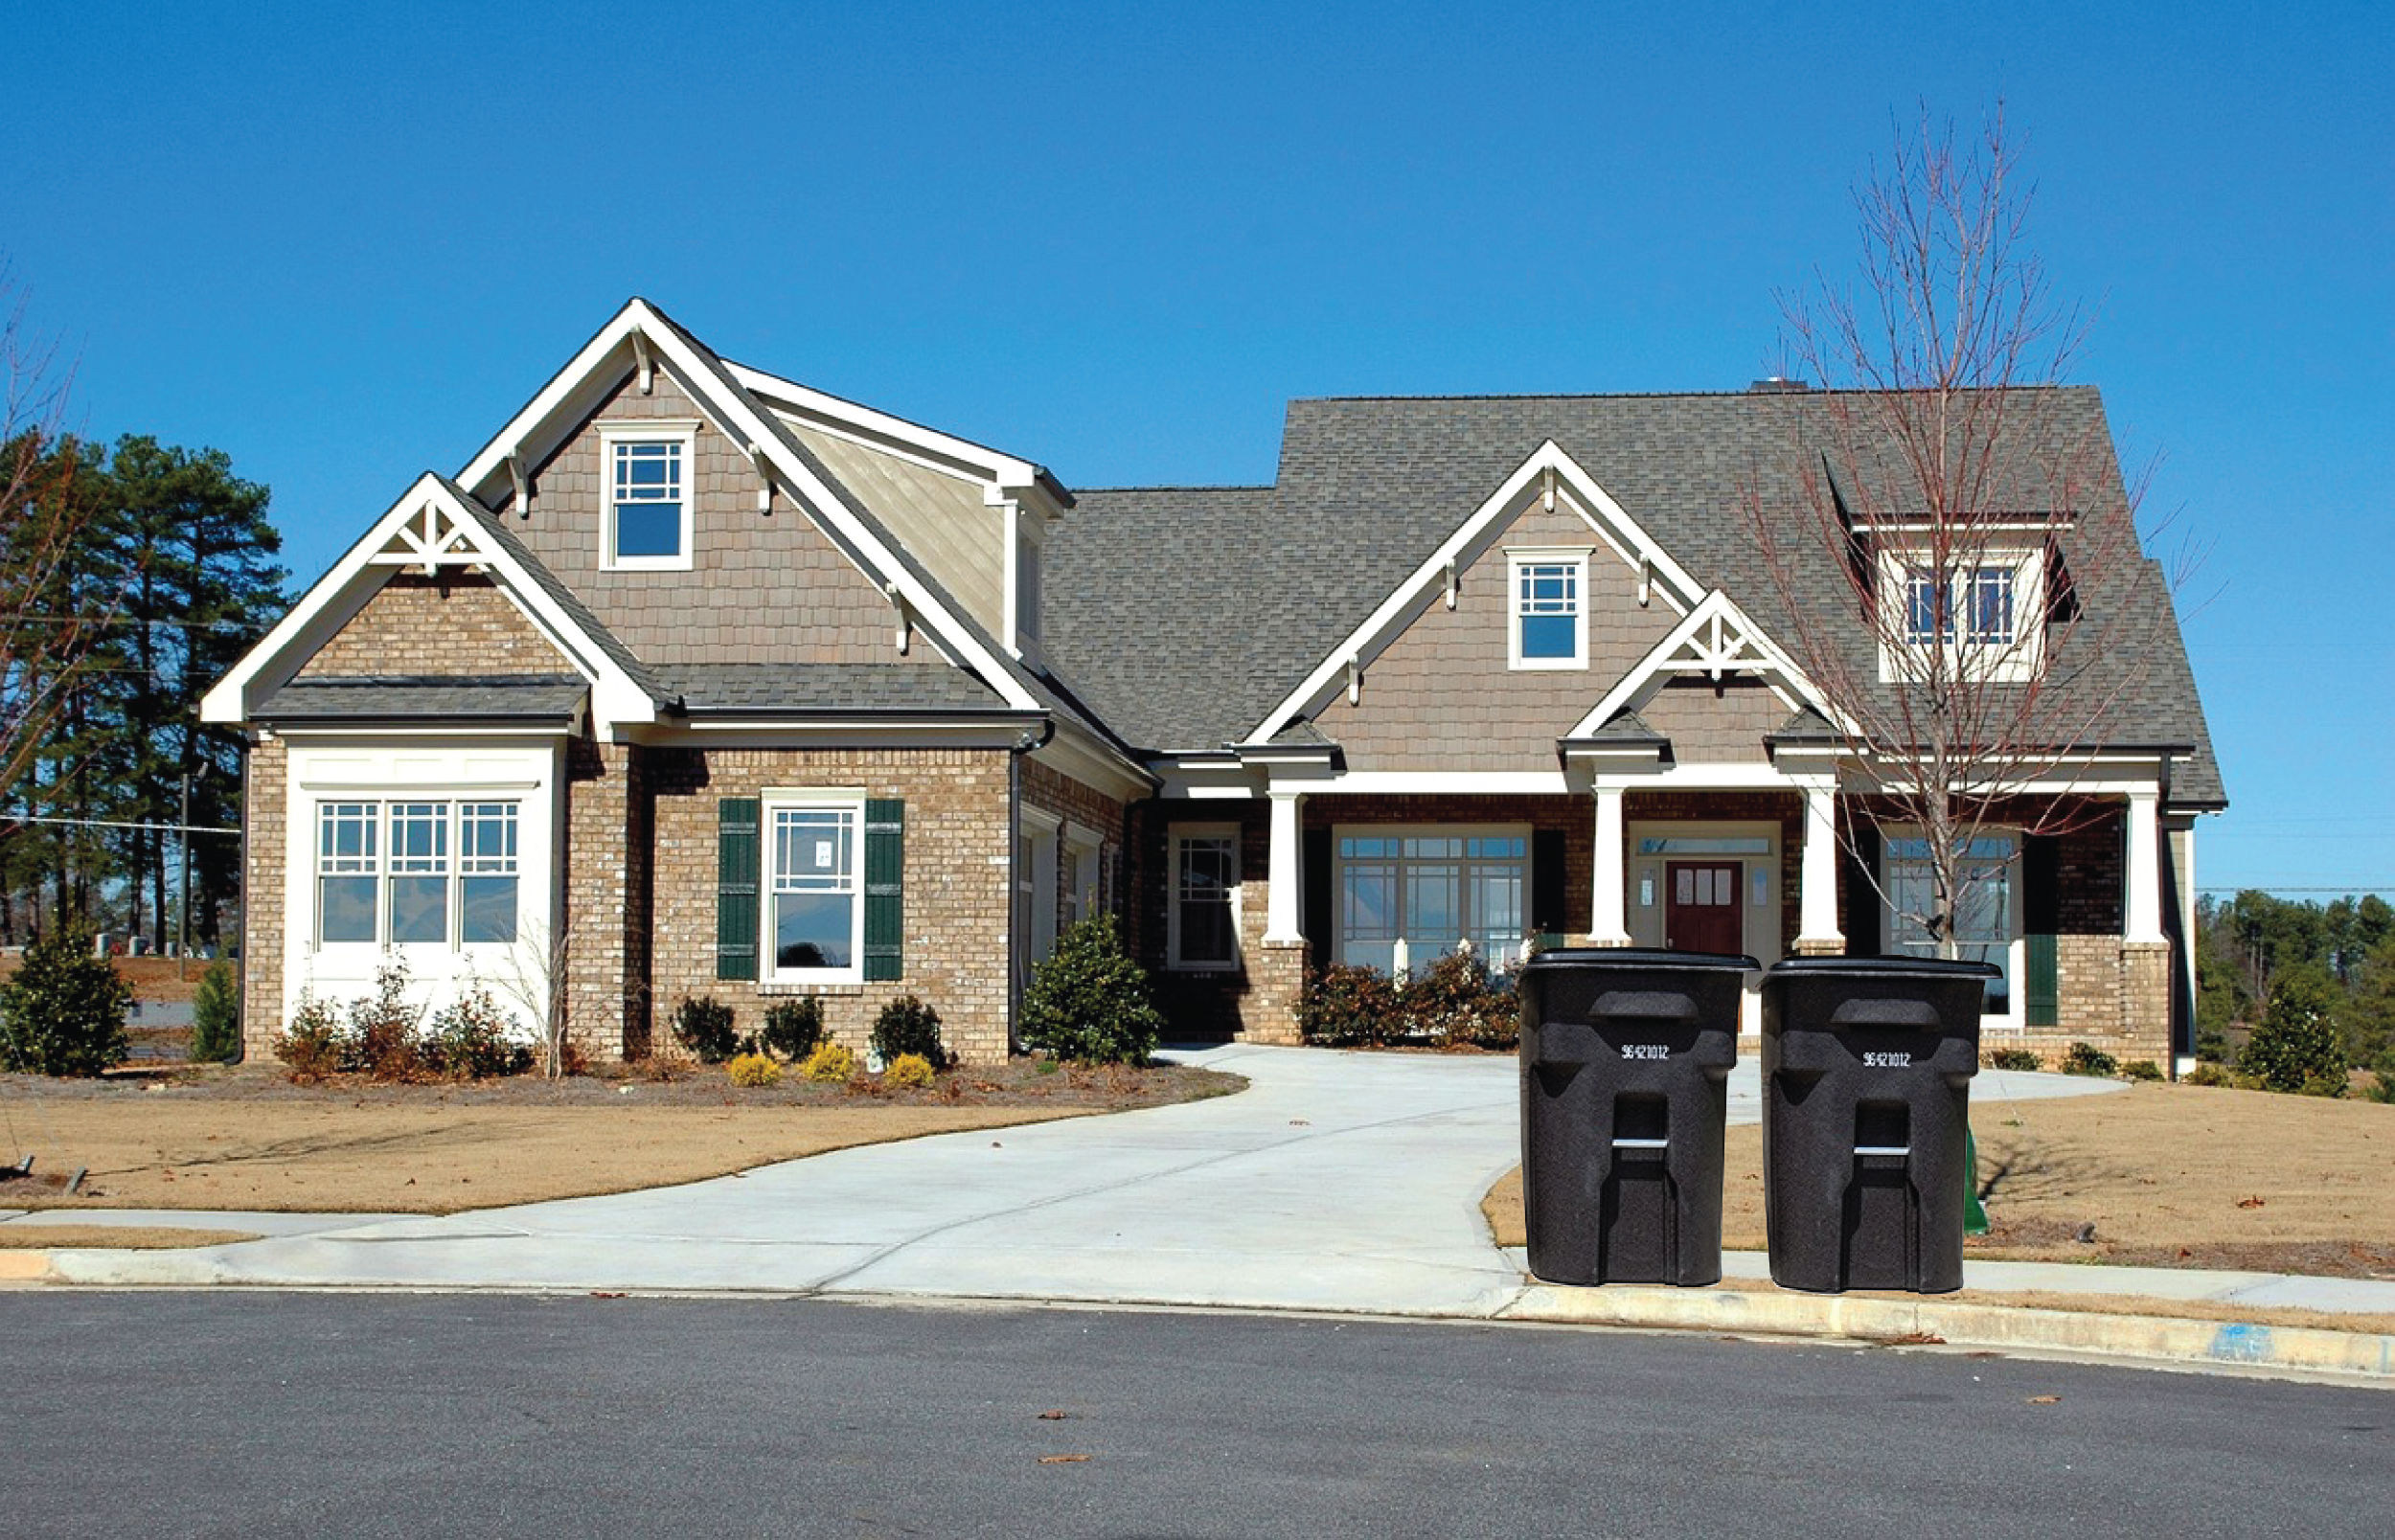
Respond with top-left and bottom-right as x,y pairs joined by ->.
256,675 -> 588,725
1044,387 -> 2224,807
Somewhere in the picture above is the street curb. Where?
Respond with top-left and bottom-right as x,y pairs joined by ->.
1502,1282 -> 2395,1380
0,1252 -> 56,1281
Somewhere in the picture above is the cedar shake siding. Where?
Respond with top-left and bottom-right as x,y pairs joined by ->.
1312,498 -> 1676,772
500,369 -> 933,669
1635,679 -> 1787,764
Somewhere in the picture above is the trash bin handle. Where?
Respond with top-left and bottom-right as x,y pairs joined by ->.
1826,997 -> 1942,1028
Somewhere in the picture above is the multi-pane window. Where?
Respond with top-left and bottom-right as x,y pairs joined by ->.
1903,565 -> 2017,646
315,800 -> 518,948
769,803 -> 860,975
603,428 -> 693,567
1171,829 -> 1238,968
1515,560 -> 1582,665
1338,831 -> 1526,974
1884,831 -> 2018,1016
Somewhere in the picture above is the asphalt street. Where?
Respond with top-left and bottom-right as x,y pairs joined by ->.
5,1293 -> 2386,1539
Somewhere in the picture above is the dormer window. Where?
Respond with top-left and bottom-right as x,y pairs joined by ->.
1508,547 -> 1590,669
600,420 -> 698,570
1881,548 -> 2042,682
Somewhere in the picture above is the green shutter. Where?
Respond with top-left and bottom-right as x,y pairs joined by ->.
864,798 -> 904,982
2022,834 -> 2060,1026
717,798 -> 761,981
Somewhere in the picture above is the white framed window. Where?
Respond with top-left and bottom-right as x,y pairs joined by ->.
1881,549 -> 2041,681
1507,548 -> 1589,669
766,798 -> 863,983
1881,828 -> 2022,1024
1062,826 -> 1103,930
312,799 -> 520,949
1334,826 -> 1528,975
1169,825 -> 1240,971
599,420 -> 699,570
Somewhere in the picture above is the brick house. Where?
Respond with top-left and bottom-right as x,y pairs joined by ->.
203,301 -> 2224,1068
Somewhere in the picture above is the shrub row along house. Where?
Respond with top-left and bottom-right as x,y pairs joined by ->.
202,301 -> 2224,1068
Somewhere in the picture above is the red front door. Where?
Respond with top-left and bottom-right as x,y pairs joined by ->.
1666,861 -> 1745,956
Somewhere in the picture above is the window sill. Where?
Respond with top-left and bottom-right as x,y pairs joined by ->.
761,981 -> 864,997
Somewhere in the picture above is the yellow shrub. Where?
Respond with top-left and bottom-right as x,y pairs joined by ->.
726,1051 -> 782,1088
800,1042 -> 856,1083
883,1052 -> 936,1089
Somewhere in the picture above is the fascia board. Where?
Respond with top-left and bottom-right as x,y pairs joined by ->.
457,303 -> 650,494
1034,722 -> 1162,801
1569,589 -> 1846,738
1245,441 -> 1707,744
724,360 -> 1044,489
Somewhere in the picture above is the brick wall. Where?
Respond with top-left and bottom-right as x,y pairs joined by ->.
1020,758 -> 1130,930
238,736 -> 287,1058
644,745 -> 1015,1065
560,738 -> 646,1058
297,574 -> 564,679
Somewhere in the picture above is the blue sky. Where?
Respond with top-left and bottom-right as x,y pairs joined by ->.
6,2 -> 2388,896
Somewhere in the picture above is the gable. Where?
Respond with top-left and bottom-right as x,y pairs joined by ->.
783,419 -> 1006,637
1634,679 -> 1787,764
294,574 -> 570,682
1310,495 -> 1677,772
499,368 -> 934,669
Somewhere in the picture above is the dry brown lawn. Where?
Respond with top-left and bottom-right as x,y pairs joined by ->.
1485,1080 -> 2395,1279
0,1059 -> 1239,1216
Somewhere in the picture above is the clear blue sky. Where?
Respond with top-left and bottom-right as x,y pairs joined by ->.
6,2 -> 2388,897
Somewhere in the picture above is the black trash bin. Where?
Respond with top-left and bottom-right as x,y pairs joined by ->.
1518,947 -> 1759,1286
1759,957 -> 1997,1294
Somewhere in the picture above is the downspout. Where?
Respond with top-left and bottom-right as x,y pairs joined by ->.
1006,717 -> 1057,1053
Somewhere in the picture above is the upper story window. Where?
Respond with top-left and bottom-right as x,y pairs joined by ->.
599,421 -> 699,571
1881,548 -> 2041,682
1508,548 -> 1590,669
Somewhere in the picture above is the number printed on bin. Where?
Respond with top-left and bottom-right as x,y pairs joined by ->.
1862,1051 -> 1912,1068
1620,1044 -> 1670,1060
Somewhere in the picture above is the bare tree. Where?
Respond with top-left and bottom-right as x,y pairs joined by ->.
1747,104 -> 2168,961
0,267 -> 114,808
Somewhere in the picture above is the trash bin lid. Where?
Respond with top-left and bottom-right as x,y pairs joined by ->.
1763,955 -> 1999,980
1524,946 -> 1761,973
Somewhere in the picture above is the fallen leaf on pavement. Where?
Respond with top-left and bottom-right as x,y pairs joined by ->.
1038,1455 -> 1090,1465
2025,1395 -> 2061,1405
1038,1411 -> 1070,1421
2237,1195 -> 2266,1209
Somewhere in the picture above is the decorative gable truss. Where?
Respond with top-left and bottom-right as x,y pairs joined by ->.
1245,440 -> 1708,748
1567,588 -> 1842,742
199,474 -> 659,733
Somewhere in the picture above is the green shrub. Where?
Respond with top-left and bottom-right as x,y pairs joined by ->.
2241,972 -> 2345,1094
671,994 -> 740,1063
2122,1059 -> 2165,1081
0,921 -> 132,1076
1405,952 -> 1519,1049
1985,1047 -> 2043,1072
424,979 -> 530,1079
2183,1060 -> 2235,1088
1294,962 -> 1404,1048
2366,1058 -> 2395,1104
2060,1041 -> 2118,1077
883,1052 -> 936,1089
800,1041 -> 856,1083
726,1051 -> 782,1088
760,998 -> 825,1063
274,992 -> 346,1082
871,994 -> 946,1069
190,961 -> 241,1063
1020,915 -> 1165,1065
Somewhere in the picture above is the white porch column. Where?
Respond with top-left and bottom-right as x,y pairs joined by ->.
2124,787 -> 2165,943
1796,784 -> 1845,952
1264,788 -> 1306,944
1589,786 -> 1631,945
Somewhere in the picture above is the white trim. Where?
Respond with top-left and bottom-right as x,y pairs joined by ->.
1876,547 -> 2046,685
1324,771 -> 1579,796
1167,822 -> 1243,972
1246,441 -> 1704,744
1573,588 -> 1840,737
1626,818 -> 1783,962
1507,547 -> 1591,670
762,793 -> 867,986
598,420 -> 699,572
199,474 -> 656,734
1879,825 -> 2026,1033
453,300 -> 1042,715
725,359 -> 1048,491
1329,822 -> 1533,972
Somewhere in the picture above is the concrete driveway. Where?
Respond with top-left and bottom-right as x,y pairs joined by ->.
41,1044 -> 2125,1311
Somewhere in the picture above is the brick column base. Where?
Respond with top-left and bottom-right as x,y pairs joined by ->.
1575,936 -> 1632,949
1792,938 -> 1845,958
1246,940 -> 1311,1045
2119,940 -> 2173,1065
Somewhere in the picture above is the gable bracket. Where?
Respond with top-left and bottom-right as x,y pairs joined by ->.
885,581 -> 913,656
368,498 -> 485,577
746,441 -> 773,513
507,448 -> 532,519
630,331 -> 654,395
1445,557 -> 1458,610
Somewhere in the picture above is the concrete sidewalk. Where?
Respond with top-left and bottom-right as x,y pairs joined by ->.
7,1044 -> 2389,1379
